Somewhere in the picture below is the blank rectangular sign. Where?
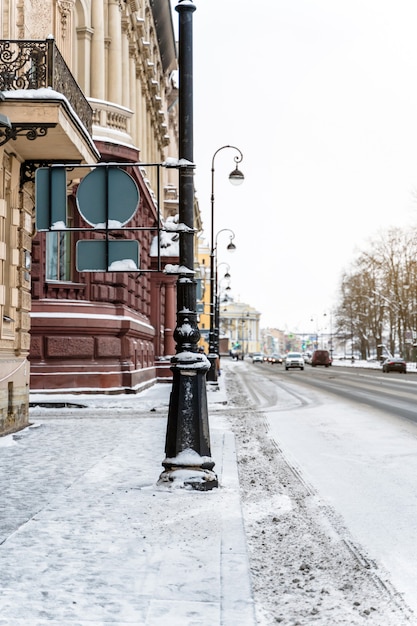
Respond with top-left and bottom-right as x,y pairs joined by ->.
76,240 -> 140,272
35,167 -> 67,231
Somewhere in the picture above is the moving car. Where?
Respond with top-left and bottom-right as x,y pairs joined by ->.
303,352 -> 312,364
251,352 -> 264,364
382,357 -> 406,373
267,353 -> 283,364
284,352 -> 304,370
311,349 -> 332,367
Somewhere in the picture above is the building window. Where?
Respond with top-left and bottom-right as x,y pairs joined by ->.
46,199 -> 74,281
46,230 -> 71,281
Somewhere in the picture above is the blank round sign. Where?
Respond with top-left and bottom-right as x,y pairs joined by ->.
76,167 -> 140,227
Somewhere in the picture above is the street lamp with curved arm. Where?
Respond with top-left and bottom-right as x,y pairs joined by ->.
217,262 -> 231,280
209,228 -> 236,382
215,228 -> 236,252
323,311 -> 334,357
208,145 -> 244,384
214,262 -> 231,355
310,314 -> 319,349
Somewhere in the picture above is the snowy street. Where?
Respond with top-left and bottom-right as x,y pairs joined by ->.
223,359 -> 417,624
265,372 -> 417,612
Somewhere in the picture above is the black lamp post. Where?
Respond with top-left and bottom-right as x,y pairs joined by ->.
239,312 -> 250,358
159,0 -> 217,490
324,311 -> 334,358
208,146 -> 243,383
210,231 -> 235,382
310,315 -> 319,349
213,262 -> 231,368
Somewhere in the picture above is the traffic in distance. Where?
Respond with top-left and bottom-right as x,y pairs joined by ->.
249,350 -> 407,373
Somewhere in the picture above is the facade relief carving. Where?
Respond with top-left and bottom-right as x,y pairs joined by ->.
57,0 -> 75,39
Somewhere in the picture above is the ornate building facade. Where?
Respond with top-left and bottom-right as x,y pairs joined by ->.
0,0 -> 192,435
219,300 -> 261,357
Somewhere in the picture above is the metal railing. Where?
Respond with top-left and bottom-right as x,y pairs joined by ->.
0,38 -> 92,134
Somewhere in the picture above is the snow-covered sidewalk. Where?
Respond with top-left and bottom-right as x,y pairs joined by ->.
0,379 -> 255,626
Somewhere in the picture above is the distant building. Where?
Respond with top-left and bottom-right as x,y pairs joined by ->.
195,237 -> 210,352
219,299 -> 261,356
261,328 -> 287,355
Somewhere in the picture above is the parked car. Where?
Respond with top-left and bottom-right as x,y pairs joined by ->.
311,349 -> 332,367
251,352 -> 264,364
267,353 -> 283,364
284,352 -> 304,370
382,357 -> 407,373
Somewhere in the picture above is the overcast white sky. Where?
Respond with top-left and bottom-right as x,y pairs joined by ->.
171,1 -> 417,332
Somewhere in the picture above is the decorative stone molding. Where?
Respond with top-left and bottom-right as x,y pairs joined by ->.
57,0 -> 75,39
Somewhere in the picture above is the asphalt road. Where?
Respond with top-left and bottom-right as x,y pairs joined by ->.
230,359 -> 417,616
249,362 -> 417,424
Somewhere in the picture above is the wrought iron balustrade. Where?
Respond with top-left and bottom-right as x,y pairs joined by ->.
0,38 -> 92,134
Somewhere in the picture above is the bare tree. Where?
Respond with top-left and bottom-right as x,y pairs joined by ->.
336,226 -> 417,360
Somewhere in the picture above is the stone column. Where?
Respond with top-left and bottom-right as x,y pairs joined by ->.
76,27 -> 93,96
129,48 -> 137,143
164,279 -> 176,357
108,0 -> 123,105
135,73 -> 143,153
90,0 -> 105,99
150,277 -> 162,358
121,17 -> 130,109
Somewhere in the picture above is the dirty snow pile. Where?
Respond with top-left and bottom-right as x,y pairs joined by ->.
224,369 -> 414,626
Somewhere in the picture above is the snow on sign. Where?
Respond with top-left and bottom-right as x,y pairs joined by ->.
35,165 -> 142,272
76,167 -> 140,227
76,240 -> 140,272
35,167 -> 67,231
75,166 -> 141,272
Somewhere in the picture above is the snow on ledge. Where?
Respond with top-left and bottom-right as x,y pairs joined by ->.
164,264 -> 195,275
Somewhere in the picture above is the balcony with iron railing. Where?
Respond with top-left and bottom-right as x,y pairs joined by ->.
0,37 -> 92,134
